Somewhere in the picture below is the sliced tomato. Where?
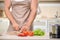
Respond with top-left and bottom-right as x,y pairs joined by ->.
18,33 -> 26,37
23,31 -> 28,36
28,31 -> 34,36
18,31 -> 34,36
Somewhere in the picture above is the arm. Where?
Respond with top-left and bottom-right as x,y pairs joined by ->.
24,0 -> 38,27
5,0 -> 16,24
20,0 -> 38,32
5,0 -> 19,31
27,0 -> 38,26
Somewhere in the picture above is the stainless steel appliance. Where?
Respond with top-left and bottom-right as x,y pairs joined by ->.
51,24 -> 60,38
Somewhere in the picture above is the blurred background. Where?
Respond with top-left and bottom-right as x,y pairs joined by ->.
0,0 -> 60,39
0,0 -> 60,19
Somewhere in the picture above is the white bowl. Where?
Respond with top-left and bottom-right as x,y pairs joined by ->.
0,18 -> 10,35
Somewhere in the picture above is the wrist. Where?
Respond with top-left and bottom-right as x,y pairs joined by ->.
12,21 -> 17,25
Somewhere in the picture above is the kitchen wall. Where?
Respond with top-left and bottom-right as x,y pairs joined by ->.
36,3 -> 60,19
0,0 -> 60,19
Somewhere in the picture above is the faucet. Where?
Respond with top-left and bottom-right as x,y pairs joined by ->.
55,11 -> 58,18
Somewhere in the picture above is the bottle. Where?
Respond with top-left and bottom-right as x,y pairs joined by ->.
0,9 -> 3,17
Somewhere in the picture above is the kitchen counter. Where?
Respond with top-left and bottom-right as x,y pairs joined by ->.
0,34 -> 49,39
0,35 -> 59,40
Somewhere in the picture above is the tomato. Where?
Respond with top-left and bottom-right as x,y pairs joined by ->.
28,31 -> 34,36
18,31 -> 34,37
18,33 -> 26,37
23,31 -> 28,36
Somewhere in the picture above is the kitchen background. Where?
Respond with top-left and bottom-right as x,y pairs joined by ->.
0,0 -> 60,19
0,0 -> 60,39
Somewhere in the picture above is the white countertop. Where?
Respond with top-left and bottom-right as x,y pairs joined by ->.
0,34 -> 49,39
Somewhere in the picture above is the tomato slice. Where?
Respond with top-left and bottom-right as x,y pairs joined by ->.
18,31 -> 34,36
18,33 -> 26,37
23,31 -> 28,36
28,31 -> 34,36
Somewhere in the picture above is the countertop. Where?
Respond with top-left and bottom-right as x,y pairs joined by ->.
0,34 -> 49,39
0,35 -> 59,40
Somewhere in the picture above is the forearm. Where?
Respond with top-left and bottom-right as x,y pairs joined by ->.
5,8 -> 16,24
23,9 -> 37,27
26,10 -> 37,26
5,0 -> 16,24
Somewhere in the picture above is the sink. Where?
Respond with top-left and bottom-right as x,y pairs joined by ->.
0,18 -> 10,35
